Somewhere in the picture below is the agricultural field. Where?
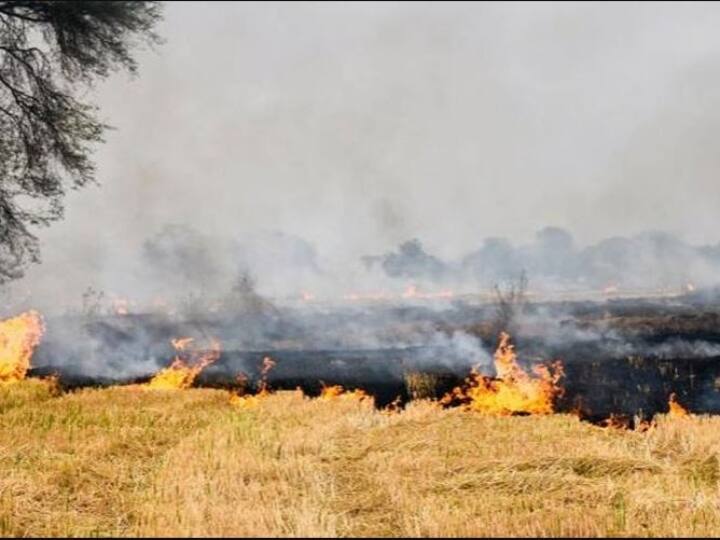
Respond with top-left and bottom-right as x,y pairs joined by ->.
1,380 -> 719,537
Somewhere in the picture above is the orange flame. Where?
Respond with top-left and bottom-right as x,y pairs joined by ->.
170,337 -> 194,351
229,392 -> 261,409
402,284 -> 419,299
319,384 -> 370,402
598,413 -> 633,430
442,332 -> 564,415
602,284 -> 619,295
229,357 -> 277,408
382,395 -> 403,415
147,337 -> 221,390
0,311 -> 45,384
260,356 -> 276,377
402,285 -> 454,300
257,356 -> 276,396
668,393 -> 690,418
112,298 -> 129,316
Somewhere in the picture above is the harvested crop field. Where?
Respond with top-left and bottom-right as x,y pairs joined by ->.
2,380 -> 720,537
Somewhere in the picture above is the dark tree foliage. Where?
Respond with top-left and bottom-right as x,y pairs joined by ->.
361,239 -> 447,281
0,1 -> 162,282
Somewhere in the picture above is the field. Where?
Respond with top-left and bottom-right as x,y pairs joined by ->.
2,381 -> 720,537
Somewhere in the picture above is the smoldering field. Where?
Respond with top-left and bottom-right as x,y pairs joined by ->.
7,2 -> 720,536
6,228 -> 720,537
8,223 -> 720,418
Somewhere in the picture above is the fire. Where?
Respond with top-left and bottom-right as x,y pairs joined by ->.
0,310 -> 45,384
403,284 -> 419,298
319,384 -> 370,402
229,392 -> 261,409
147,337 -> 221,390
382,395 -> 403,415
111,297 -> 129,315
342,287 -> 454,302
602,284 -> 619,295
230,356 -> 277,408
668,393 -> 690,418
343,291 -> 391,302
442,332 -> 564,415
170,337 -> 194,351
402,285 -> 454,300
258,356 -> 276,395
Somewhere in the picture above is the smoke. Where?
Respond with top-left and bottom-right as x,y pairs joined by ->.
367,227 -> 720,292
2,4 -> 720,314
7,219 -> 720,328
5,2 -> 720,407
1,2 -> 719,307
141,224 -> 226,294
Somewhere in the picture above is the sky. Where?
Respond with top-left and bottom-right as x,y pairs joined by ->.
14,1 -> 720,302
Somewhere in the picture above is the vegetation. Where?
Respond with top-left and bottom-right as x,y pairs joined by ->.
1,381 -> 720,536
404,371 -> 439,400
0,1 -> 162,282
492,269 -> 529,336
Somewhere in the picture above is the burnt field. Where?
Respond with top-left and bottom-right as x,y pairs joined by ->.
27,292 -> 720,421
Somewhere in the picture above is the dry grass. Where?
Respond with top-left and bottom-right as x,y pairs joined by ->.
1,381 -> 720,536
404,371 -> 439,400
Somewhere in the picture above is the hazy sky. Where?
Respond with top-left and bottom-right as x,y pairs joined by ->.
23,1 -> 720,294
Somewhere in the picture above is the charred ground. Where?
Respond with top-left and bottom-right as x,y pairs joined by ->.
27,292 -> 720,421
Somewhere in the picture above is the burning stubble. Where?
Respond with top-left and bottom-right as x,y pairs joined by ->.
0,311 -> 44,384
146,337 -> 222,390
5,3 -> 720,536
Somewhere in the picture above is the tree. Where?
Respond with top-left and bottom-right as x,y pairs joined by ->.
492,269 -> 528,336
0,1 -> 162,282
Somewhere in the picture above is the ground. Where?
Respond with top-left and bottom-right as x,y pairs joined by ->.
1,380 -> 720,537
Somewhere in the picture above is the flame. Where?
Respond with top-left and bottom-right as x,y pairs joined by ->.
441,332 -> 564,415
260,356 -> 276,377
111,298 -> 129,315
343,291 -> 391,302
257,356 -> 276,395
319,384 -> 370,402
342,288 -> 454,302
602,284 -> 619,295
382,395 -> 403,415
229,357 -> 277,408
402,284 -> 454,299
668,393 -> 690,418
147,338 -> 221,390
0,310 -> 45,383
170,337 -> 194,351
433,289 -> 455,299
229,392 -> 261,409
598,413 -> 633,430
402,284 -> 419,298
229,372 -> 258,409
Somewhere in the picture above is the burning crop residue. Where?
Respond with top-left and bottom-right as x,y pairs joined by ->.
0,310 -> 45,384
229,356 -> 277,408
441,332 -> 564,415
147,337 -> 221,390
1,302 -> 710,430
668,392 -> 690,418
257,356 -> 276,397
319,384 -> 370,402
